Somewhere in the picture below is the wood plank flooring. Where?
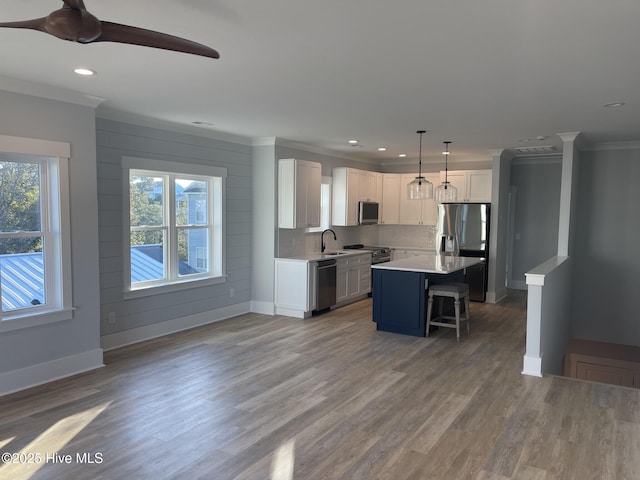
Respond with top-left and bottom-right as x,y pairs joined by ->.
1,290 -> 639,479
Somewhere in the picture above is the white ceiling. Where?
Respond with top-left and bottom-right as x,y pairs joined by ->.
2,0 -> 640,164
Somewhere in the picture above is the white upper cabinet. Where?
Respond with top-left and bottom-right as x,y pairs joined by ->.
397,173 -> 440,225
332,167 -> 359,226
278,158 -> 321,229
359,170 -> 380,202
380,174 -> 400,224
332,168 -> 380,226
440,169 -> 492,202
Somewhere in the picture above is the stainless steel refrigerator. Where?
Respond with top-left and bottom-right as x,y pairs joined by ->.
436,203 -> 490,302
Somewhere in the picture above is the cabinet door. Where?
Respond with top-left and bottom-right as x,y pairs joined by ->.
332,168 -> 360,226
347,266 -> 360,297
467,170 -> 492,202
359,171 -> 378,202
336,259 -> 349,303
359,265 -> 371,294
294,161 -> 309,227
576,362 -> 635,388
274,260 -> 311,310
399,174 -> 423,224
278,159 -> 322,229
346,170 -> 360,225
306,161 -> 321,227
442,171 -> 468,201
380,174 -> 400,224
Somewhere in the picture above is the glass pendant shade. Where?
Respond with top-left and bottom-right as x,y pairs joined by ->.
407,130 -> 433,199
407,176 -> 434,200
436,140 -> 457,203
435,181 -> 457,203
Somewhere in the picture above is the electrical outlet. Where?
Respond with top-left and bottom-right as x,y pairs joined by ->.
108,312 -> 116,324
230,288 -> 235,298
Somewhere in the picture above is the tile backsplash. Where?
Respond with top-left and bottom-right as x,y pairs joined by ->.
277,224 -> 437,257
377,225 -> 437,250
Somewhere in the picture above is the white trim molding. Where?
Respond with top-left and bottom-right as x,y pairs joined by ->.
101,302 -> 251,351
0,349 -> 104,397
251,301 -> 275,315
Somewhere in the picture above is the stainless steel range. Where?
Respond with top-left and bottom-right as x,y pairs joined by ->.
343,244 -> 391,264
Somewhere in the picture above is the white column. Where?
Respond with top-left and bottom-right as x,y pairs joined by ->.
556,132 -> 581,257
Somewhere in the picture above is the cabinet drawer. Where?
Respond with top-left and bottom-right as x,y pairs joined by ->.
576,362 -> 635,388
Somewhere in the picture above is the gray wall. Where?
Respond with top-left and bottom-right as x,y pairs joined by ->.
509,158 -> 562,286
571,147 -> 640,345
251,143 -> 277,309
0,90 -> 101,377
96,119 -> 252,335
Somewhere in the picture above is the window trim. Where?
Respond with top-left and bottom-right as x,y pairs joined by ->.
306,176 -> 332,233
122,156 -> 227,298
0,135 -> 73,333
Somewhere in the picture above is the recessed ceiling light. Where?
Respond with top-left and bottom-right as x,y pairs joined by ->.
604,102 -> 625,107
74,68 -> 96,76
348,139 -> 359,144
377,147 -> 387,151
398,153 -> 407,158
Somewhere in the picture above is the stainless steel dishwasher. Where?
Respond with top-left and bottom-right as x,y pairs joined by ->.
314,259 -> 337,312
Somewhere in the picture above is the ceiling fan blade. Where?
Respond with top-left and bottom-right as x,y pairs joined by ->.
0,18 -> 47,33
96,21 -> 219,59
62,0 -> 87,10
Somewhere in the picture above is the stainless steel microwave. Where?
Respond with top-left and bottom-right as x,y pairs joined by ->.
358,201 -> 379,225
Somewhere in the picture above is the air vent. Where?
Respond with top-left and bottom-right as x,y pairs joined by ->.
514,145 -> 556,154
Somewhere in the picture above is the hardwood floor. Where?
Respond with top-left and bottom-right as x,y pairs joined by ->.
1,291 -> 639,479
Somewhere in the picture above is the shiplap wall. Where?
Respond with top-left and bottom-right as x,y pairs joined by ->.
96,119 -> 252,336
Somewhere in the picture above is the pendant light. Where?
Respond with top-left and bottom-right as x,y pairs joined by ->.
407,130 -> 433,200
435,141 -> 457,203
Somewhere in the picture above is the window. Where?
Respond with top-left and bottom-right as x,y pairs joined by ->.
0,135 -> 72,330
123,157 -> 226,296
306,176 -> 332,233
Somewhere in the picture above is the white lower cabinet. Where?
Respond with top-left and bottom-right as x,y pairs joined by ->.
274,259 -> 316,318
275,253 -> 371,318
336,253 -> 371,305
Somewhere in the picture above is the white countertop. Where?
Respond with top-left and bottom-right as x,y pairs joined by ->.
371,254 -> 482,274
277,251 -> 371,262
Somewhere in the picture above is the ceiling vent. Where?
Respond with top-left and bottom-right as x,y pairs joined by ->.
514,145 -> 556,154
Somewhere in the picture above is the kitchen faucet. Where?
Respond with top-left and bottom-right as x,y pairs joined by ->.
321,229 -> 337,253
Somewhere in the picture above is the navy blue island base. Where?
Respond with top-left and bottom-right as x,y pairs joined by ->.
371,254 -> 480,337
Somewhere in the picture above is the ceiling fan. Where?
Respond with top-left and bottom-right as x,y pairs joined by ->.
0,0 -> 220,59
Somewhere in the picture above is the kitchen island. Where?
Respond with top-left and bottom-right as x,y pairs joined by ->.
371,255 -> 482,337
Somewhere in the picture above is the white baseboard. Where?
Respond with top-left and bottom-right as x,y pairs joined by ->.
486,286 -> 509,304
250,301 -> 275,315
274,306 -> 310,319
0,349 -> 104,397
101,301 -> 251,351
522,354 -> 543,377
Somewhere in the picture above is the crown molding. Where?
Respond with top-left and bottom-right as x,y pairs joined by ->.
582,140 -> 640,152
271,138 -> 380,165
96,107 -> 253,146
0,74 -> 106,108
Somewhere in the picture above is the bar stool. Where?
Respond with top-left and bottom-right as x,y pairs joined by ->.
426,283 -> 470,342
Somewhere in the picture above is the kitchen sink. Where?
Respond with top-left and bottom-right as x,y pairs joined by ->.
323,252 -> 346,256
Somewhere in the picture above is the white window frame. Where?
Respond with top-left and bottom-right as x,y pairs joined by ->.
0,135 -> 73,332
122,156 -> 226,298
306,176 -> 332,233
